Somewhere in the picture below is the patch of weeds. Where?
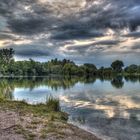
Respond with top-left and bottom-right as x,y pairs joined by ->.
46,97 -> 60,112
40,128 -> 47,139
48,114 -> 55,121
0,99 -> 68,121
14,125 -> 36,140
26,124 -> 37,129
31,120 -> 42,125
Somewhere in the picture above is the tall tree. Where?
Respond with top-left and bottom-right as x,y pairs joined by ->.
0,48 -> 14,64
111,60 -> 124,72
0,48 -> 14,74
83,63 -> 97,75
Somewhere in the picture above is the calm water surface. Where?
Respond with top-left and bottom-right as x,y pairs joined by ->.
1,76 -> 140,140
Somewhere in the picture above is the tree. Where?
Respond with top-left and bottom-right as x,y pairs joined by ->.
124,65 -> 138,74
102,67 -> 113,76
62,62 -> 79,75
0,48 -> 14,64
111,60 -> 124,72
83,63 -> 97,75
0,48 -> 14,75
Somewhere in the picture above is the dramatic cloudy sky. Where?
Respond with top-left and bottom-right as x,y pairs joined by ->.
0,0 -> 140,66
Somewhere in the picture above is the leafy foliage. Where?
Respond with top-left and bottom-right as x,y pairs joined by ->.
111,60 -> 124,72
0,48 -> 139,76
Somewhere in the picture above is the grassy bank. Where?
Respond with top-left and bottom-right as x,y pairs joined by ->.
0,98 -> 68,140
0,98 -> 68,121
0,98 -> 100,140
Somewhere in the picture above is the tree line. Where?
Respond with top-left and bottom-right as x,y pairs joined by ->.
0,48 -> 140,76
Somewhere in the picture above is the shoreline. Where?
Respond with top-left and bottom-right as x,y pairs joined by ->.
0,73 -> 140,77
0,100 -> 101,140
68,121 -> 104,140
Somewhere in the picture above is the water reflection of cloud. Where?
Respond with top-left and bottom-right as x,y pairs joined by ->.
13,87 -> 55,104
60,94 -> 140,119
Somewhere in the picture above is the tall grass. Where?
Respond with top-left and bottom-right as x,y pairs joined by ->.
46,97 -> 60,112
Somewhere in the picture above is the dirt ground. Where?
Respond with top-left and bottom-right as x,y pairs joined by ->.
0,110 -> 100,140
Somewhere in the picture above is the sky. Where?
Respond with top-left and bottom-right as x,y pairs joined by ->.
0,0 -> 140,66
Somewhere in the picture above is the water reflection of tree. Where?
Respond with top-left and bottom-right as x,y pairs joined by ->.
0,79 -> 14,99
0,76 -> 97,99
124,75 -> 140,83
0,75 -> 139,99
98,75 -> 114,82
46,76 -> 78,90
79,76 -> 96,84
111,76 -> 124,89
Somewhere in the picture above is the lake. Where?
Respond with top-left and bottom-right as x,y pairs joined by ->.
1,76 -> 140,140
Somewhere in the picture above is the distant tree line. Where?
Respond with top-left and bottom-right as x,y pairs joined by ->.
0,48 -> 140,76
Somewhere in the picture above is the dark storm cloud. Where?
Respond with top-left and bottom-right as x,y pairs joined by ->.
5,43 -> 52,57
0,0 -> 56,35
95,40 -> 120,46
8,18 -> 47,35
124,31 -> 140,38
1,0 -> 140,37
0,32 -> 14,40
51,29 -> 103,40
16,49 -> 50,57
4,39 -> 64,58
0,1 -> 137,35
90,0 -> 140,31
66,40 -> 120,52
131,45 -> 140,50
130,42 -> 140,50
0,0 -> 36,16
50,0 -> 140,40
0,0 -> 140,65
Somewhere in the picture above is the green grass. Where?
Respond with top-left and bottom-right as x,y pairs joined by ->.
0,99 -> 68,121
0,97 -> 68,139
46,97 -> 60,112
14,125 -> 36,140
40,121 -> 66,139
